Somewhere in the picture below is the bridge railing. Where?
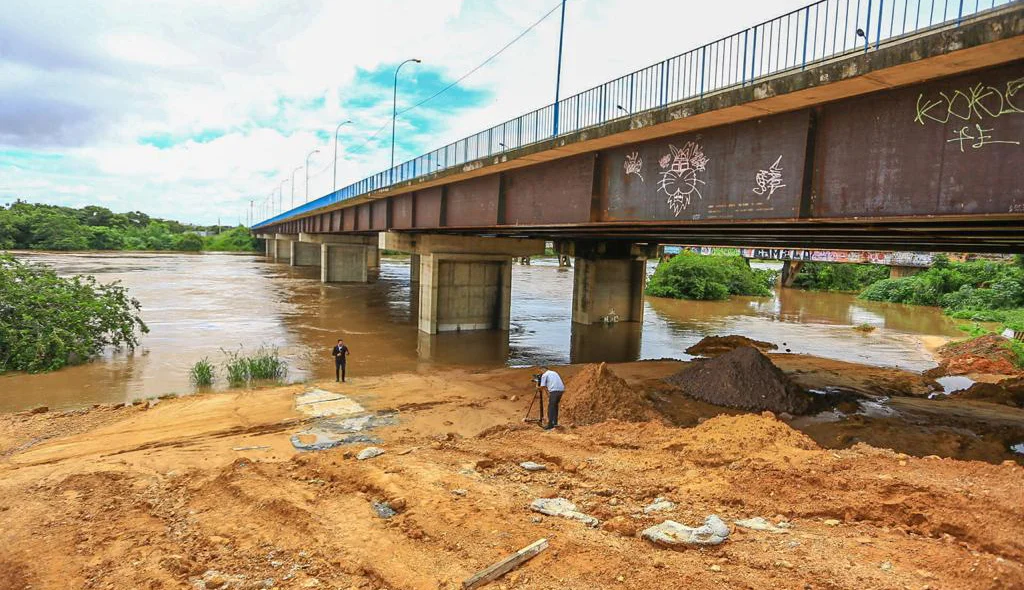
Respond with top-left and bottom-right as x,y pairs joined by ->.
254,0 -> 1018,228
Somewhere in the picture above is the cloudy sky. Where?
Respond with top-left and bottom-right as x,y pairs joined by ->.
1,0 -> 810,225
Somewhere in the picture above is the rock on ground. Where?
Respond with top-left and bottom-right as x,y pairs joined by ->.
642,515 -> 730,548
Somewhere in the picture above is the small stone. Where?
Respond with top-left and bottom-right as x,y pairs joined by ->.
509,395 -> 518,402
709,565 -> 722,572
880,561 -> 893,572
642,497 -> 676,514
29,406 -> 49,414
451,489 -> 468,497
520,461 -> 546,472
609,498 -> 620,506
530,497 -> 599,527
372,501 -> 396,519
208,535 -> 231,545
823,519 -> 841,526
357,447 -> 385,460
389,497 -> 407,511
775,560 -> 794,569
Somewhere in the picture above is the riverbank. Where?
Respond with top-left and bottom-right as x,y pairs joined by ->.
1,355 -> 1022,589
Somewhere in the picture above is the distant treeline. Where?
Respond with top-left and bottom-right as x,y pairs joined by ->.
0,200 -> 256,252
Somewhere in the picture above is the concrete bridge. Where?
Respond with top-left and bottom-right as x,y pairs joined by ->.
255,3 -> 1023,335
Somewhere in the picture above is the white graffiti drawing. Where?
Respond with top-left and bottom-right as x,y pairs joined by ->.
624,151 -> 644,181
753,155 -> 786,198
657,142 -> 709,216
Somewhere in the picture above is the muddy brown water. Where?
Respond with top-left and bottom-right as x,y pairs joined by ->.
0,251 -> 969,413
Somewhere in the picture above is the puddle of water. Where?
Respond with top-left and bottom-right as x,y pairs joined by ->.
930,375 -> 976,398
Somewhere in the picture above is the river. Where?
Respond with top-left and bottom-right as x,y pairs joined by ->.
0,251 -> 967,413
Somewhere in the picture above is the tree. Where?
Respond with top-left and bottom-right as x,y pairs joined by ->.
0,254 -> 149,373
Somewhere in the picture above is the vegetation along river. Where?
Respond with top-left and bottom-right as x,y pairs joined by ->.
0,251 -> 967,413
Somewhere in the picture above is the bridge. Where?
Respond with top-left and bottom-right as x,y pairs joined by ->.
254,1 -> 1023,335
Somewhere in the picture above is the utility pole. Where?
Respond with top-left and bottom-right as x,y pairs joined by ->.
291,167 -> 301,208
552,0 -> 567,137
249,200 -> 254,227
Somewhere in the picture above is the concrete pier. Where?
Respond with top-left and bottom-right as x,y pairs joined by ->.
382,233 -> 544,334
290,240 -> 320,267
570,242 -> 652,325
274,234 -> 297,263
298,233 -> 377,283
890,266 -> 923,279
410,254 -> 421,283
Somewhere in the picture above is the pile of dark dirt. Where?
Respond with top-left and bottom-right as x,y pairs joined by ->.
931,335 -> 1022,376
561,363 -> 657,426
665,347 -> 814,415
952,378 -> 1024,408
685,335 -> 778,357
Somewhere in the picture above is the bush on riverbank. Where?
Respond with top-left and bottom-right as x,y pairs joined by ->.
0,254 -> 149,373
189,358 -> 215,387
204,226 -> 258,252
221,345 -> 287,387
646,252 -> 775,300
859,257 -> 1024,334
791,262 -> 890,292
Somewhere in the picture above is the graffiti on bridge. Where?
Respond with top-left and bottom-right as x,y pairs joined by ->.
657,142 -> 710,216
915,76 -> 1023,153
683,247 -> 935,267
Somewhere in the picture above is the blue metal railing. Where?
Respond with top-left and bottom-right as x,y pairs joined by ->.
253,0 -> 1018,229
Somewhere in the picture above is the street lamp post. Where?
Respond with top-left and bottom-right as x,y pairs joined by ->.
291,166 -> 301,208
333,120 -> 353,193
278,180 -> 286,213
552,0 -> 567,137
391,58 -> 421,185
305,149 -> 320,203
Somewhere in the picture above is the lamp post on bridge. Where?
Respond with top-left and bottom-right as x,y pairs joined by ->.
552,0 -> 567,137
290,166 -> 301,208
278,180 -> 287,213
391,58 -> 421,186
305,149 -> 320,203
333,119 -> 352,193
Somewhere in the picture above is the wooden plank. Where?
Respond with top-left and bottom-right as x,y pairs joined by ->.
462,538 -> 548,590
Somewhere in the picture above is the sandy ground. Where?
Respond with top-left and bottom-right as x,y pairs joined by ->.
1,358 -> 1023,590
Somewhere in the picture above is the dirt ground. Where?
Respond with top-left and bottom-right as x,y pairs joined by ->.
1,357 -> 1023,590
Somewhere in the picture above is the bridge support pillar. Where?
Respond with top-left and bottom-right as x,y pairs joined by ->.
273,234 -> 297,263
299,234 -> 376,283
264,238 -> 275,258
410,254 -> 421,283
780,260 -> 804,288
290,241 -> 320,267
890,265 -> 922,279
570,242 -> 654,325
381,232 -> 545,334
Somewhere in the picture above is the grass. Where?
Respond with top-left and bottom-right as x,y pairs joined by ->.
188,357 -> 215,387
220,345 -> 288,387
853,323 -> 876,332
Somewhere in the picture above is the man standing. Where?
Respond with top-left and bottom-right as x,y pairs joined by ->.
537,365 -> 565,430
332,338 -> 350,382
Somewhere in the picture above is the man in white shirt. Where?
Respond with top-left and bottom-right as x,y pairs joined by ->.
537,365 -> 565,430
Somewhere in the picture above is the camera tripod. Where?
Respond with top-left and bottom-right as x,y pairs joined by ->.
523,387 -> 545,425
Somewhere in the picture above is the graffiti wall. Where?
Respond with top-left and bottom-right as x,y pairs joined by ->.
679,246 -> 935,266
814,62 -> 1024,218
600,109 -> 810,222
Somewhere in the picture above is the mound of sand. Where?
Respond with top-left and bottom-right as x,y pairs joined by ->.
561,363 -> 657,425
686,335 -> 778,357
665,347 -> 814,415
933,335 -> 1022,376
952,379 -> 1024,408
663,412 -> 819,466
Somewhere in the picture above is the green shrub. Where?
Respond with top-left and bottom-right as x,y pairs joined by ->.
0,254 -> 149,373
791,262 -> 890,292
204,226 -> 258,252
173,232 -> 205,252
220,345 -> 287,387
189,357 -> 215,387
646,252 -> 774,300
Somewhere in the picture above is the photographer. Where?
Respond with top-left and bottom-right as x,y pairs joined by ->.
536,365 -> 565,430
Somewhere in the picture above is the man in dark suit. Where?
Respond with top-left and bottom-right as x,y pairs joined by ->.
331,339 -> 350,382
